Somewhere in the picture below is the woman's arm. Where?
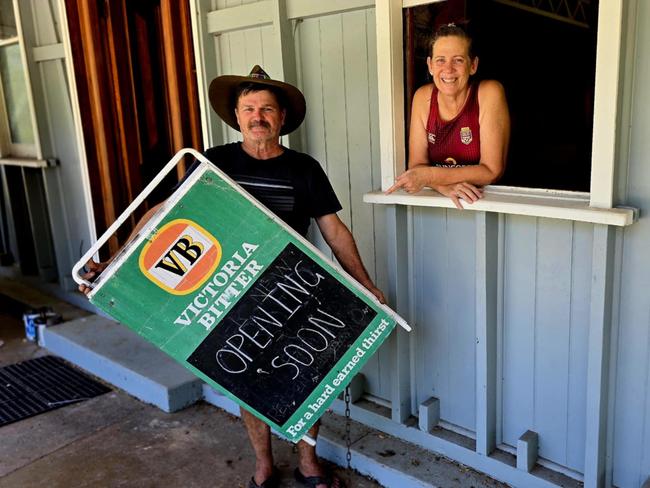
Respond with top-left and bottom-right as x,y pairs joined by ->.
387,80 -> 510,194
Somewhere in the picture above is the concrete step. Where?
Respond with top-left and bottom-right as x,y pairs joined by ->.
40,315 -> 203,412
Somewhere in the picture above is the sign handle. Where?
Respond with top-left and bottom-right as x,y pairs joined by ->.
300,434 -> 316,446
71,148 -> 206,288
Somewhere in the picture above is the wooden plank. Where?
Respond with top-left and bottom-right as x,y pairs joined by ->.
534,219 -> 573,464
501,215 -> 537,448
207,1 -> 273,34
476,211 -> 498,455
386,204 -> 411,422
584,225 -> 615,487
342,10 -> 375,279
413,207 -> 447,413
589,0 -> 625,208
268,0 -> 300,150
566,222 -> 592,472
443,211 -> 477,431
286,0 -> 373,20
319,14 -> 351,228
32,43 -> 64,61
190,0 -> 223,148
363,190 -> 637,227
374,0 -> 405,191
296,17 -> 330,260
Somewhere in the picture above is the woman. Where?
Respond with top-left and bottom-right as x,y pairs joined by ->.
387,23 -> 510,209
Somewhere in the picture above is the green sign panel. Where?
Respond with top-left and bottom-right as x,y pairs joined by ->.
87,160 -> 404,443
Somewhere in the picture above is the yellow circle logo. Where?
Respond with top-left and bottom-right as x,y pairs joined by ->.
139,219 -> 222,295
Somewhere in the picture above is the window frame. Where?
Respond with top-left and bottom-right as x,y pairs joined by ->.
0,0 -> 41,163
372,0 -> 635,225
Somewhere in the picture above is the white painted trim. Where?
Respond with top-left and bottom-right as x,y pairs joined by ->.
375,0 -> 405,191
402,0 -> 446,8
475,211 -> 498,455
285,0 -> 373,20
589,0 -> 624,208
189,0 -> 213,149
583,225 -> 615,486
206,0 -> 374,35
57,0 -> 98,248
363,189 -> 637,227
0,156 -> 50,168
206,1 -> 273,34
13,0 -> 41,159
374,0 -> 629,210
0,36 -> 18,47
32,42 -> 65,62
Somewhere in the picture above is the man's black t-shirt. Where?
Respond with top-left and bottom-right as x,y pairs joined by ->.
182,143 -> 342,236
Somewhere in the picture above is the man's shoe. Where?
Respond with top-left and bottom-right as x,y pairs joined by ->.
294,467 -> 346,488
248,466 -> 280,488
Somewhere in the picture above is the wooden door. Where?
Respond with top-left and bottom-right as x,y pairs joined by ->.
65,0 -> 202,256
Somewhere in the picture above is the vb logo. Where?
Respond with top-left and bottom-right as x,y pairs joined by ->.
139,219 -> 222,294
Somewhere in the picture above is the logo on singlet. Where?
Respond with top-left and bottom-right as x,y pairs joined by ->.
139,219 -> 222,295
460,127 -> 473,145
427,132 -> 436,145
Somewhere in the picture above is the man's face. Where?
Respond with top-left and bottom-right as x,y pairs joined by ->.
235,89 -> 286,144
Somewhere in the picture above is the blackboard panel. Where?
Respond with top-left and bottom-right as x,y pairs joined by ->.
187,243 -> 376,425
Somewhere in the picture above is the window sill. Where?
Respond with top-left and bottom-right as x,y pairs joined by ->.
0,157 -> 54,168
363,186 -> 638,227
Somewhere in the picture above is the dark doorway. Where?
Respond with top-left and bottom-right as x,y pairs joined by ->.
65,0 -> 202,257
404,0 -> 599,192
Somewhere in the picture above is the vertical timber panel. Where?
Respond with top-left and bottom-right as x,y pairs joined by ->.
341,10 -> 375,282
567,222 -> 592,472
611,3 -> 650,483
297,17 -> 331,260
584,225 -> 615,487
318,14 -> 351,228
502,215 -> 537,448
534,219 -> 572,464
444,210 -> 477,431
476,211 -> 498,455
414,207 -> 449,411
413,208 -> 476,432
387,204 -> 411,422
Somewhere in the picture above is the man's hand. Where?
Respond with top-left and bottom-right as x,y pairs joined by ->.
366,284 -> 386,304
435,182 -> 483,209
78,259 -> 109,296
385,166 -> 431,194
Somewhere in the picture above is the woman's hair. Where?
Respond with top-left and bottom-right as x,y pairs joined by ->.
429,22 -> 475,59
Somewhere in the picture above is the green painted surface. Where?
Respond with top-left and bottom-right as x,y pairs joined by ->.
91,163 -> 397,442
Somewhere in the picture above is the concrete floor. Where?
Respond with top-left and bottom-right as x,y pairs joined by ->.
0,292 -> 379,488
0,278 -> 509,488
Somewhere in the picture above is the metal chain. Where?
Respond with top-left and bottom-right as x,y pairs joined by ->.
344,386 -> 352,469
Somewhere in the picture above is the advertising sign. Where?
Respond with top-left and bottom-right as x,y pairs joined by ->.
76,150 -> 409,443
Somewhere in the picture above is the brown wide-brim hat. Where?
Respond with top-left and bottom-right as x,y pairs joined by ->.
209,65 -> 306,136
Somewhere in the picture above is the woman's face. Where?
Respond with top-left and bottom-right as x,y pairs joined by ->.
427,35 -> 478,96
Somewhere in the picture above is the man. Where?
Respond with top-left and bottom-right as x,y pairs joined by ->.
81,66 -> 384,488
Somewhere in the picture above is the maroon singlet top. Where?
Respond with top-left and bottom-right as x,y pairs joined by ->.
426,83 -> 481,166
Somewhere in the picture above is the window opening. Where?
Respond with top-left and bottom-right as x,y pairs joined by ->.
404,0 -> 599,192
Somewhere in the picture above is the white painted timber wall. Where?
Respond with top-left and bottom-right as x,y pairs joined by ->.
192,0 -> 650,486
610,1 -> 650,486
11,0 -> 95,290
192,1 -> 391,400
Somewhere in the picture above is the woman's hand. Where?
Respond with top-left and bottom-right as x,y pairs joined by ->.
386,166 -> 432,194
435,182 -> 483,209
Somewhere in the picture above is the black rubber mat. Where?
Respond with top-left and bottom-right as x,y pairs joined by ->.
0,355 -> 110,427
